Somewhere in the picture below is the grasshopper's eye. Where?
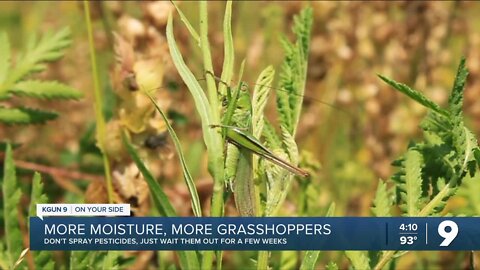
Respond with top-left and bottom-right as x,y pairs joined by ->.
240,83 -> 248,92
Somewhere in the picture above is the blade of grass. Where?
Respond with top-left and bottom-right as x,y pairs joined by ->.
299,203 -> 335,270
166,11 -> 225,215
121,132 -> 199,269
83,1 -> 113,203
199,1 -> 220,123
198,2 -> 228,269
218,0 -> 234,97
171,0 -> 200,45
144,92 -> 202,217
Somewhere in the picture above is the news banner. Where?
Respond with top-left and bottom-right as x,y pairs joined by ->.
30,204 -> 480,251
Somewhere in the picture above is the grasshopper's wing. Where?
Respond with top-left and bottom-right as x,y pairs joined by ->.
226,128 -> 309,177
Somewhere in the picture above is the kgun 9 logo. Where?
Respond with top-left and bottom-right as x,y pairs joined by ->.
438,220 -> 458,247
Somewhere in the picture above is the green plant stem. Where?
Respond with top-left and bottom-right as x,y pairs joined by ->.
199,2 -> 225,270
199,1 -> 220,123
374,180 -> 456,270
83,1 -> 113,203
257,251 -> 269,270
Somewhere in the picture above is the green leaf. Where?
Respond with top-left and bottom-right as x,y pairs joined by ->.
293,7 -> 313,61
166,12 -> 224,190
168,7 -> 224,270
28,174 -> 45,214
9,27 -> 71,83
121,132 -> 200,270
326,262 -> 339,270
28,172 -> 55,270
10,80 -> 83,100
402,149 -> 423,216
0,106 -> 58,125
2,144 -> 23,268
145,93 -> 202,217
252,66 -> 275,139
276,7 -> 313,136
282,125 -> 300,164
377,74 -> 448,117
300,203 -> 335,270
279,250 -> 297,270
70,251 -> 98,270
371,180 -> 392,217
374,57 -> 477,269
102,251 -> 120,270
263,147 -> 290,216
264,126 -> 300,215
170,1 -> 200,45
262,120 -> 282,150
0,32 -> 10,84
448,57 -> 468,118
218,0 -> 234,98
345,251 -> 370,270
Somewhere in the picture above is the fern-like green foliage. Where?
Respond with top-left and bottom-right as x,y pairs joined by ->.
345,251 -> 371,270
259,7 -> 313,217
0,106 -> 58,124
392,148 -> 424,216
373,57 -> 480,270
383,57 -> 480,217
252,65 -> 275,139
2,144 -> 23,269
371,180 -> 392,217
70,250 -> 100,270
300,203 -> 335,270
276,7 -> 312,136
29,172 -> 55,270
0,27 -> 82,125
377,74 -> 448,117
326,262 -> 339,270
253,8 -> 313,216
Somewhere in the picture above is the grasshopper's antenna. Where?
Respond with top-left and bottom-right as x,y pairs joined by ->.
204,70 -> 232,90
257,84 -> 352,117
135,71 -> 349,119
197,72 -> 353,118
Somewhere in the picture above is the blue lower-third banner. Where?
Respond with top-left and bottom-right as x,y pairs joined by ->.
30,217 -> 480,250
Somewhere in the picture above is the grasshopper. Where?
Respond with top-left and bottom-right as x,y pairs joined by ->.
207,70 -> 309,177
206,69 -> 309,217
212,124 -> 309,177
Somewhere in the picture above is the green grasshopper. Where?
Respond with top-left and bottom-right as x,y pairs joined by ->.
208,70 -> 309,178
207,70 -> 309,217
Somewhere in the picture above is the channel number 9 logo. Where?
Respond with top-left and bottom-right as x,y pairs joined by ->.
438,220 -> 458,247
